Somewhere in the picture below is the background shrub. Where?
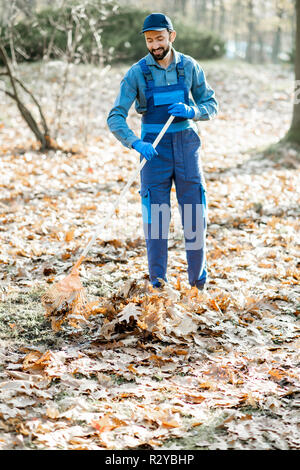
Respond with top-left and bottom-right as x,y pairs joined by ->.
101,8 -> 225,62
0,2 -> 225,65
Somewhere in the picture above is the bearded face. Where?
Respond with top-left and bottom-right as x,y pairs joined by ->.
144,29 -> 176,62
149,41 -> 172,60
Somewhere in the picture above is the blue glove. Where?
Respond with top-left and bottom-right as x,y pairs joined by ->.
132,139 -> 158,161
168,102 -> 195,119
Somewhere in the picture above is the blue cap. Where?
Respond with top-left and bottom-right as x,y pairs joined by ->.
141,13 -> 174,34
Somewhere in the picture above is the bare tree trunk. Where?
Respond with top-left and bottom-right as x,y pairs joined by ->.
8,0 -> 18,68
290,7 -> 296,52
210,0 -> 216,31
233,0 -> 241,57
218,0 -> 226,38
285,0 -> 300,144
199,0 -> 207,25
257,0 -> 267,63
180,0 -> 187,15
257,31 -> 266,63
245,0 -> 255,63
0,43 -> 53,150
272,2 -> 283,63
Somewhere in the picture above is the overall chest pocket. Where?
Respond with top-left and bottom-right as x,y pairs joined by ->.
153,88 -> 185,107
140,188 -> 152,224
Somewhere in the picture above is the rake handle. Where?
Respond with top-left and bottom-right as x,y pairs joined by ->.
72,115 -> 175,270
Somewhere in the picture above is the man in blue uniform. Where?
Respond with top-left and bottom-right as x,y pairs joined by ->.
107,13 -> 218,290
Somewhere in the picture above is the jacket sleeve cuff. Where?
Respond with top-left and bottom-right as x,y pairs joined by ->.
192,105 -> 210,121
131,139 -> 142,149
128,135 -> 141,149
191,106 -> 201,121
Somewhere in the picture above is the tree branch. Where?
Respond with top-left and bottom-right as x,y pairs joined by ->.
0,42 -> 50,149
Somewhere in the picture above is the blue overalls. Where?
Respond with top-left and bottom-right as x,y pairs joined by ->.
138,55 -> 207,288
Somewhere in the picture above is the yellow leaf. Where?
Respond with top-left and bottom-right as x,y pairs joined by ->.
127,364 -> 137,374
91,414 -> 118,433
162,418 -> 181,428
65,229 -> 75,242
198,382 -> 213,390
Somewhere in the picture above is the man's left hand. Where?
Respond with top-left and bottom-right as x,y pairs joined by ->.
168,102 -> 195,119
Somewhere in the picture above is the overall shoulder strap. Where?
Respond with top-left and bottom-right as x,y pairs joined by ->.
138,58 -> 154,88
176,53 -> 185,82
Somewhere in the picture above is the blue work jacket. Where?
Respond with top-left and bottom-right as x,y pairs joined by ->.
107,48 -> 218,149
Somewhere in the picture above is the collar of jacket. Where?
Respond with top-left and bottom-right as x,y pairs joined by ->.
145,48 -> 180,68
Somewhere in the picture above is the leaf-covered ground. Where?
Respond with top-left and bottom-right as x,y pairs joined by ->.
0,59 -> 299,450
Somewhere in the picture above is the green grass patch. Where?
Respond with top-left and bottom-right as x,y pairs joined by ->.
0,286 -> 64,346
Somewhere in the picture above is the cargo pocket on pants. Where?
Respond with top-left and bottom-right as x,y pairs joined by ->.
140,188 -> 151,224
182,128 -> 202,183
200,184 -> 208,224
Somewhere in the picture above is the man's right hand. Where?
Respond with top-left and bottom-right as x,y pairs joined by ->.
132,139 -> 158,161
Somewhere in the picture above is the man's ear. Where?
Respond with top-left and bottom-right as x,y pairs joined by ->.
169,30 -> 177,43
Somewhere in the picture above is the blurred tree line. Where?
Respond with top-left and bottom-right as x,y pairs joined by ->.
0,0 -> 224,149
0,0 -> 299,146
120,0 -> 296,64
0,0 -> 225,65
0,0 -> 296,64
